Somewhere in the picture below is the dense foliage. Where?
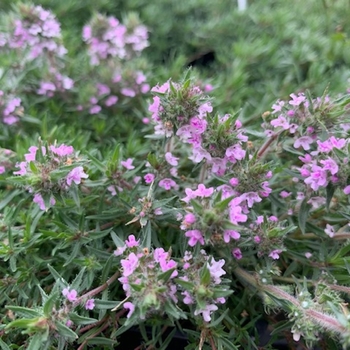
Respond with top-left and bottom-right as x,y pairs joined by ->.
1,1 -> 350,349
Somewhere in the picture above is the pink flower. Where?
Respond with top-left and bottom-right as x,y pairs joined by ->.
240,192 -> 262,208
320,158 -> 338,175
194,184 -> 214,198
207,258 -> 226,284
121,158 -> 135,170
24,146 -> 38,162
105,95 -> 118,106
324,224 -> 335,238
125,235 -> 139,248
289,93 -> 306,106
184,213 -> 196,225
304,165 -> 328,191
89,105 -> 101,114
33,193 -> 56,211
114,246 -> 126,256
181,188 -> 197,203
223,230 -> 240,243
13,161 -> 27,175
270,115 -> 290,129
194,304 -> 218,322
144,173 -> 155,184
62,288 -> 78,302
280,191 -> 291,198
225,144 -> 246,163
185,230 -> 205,246
344,185 -> 350,195
165,152 -> 179,166
190,116 -> 207,134
124,302 -> 135,318
66,166 -> 88,186
229,177 -> 239,187
269,249 -> 282,260
0,166 -> 5,174
293,136 -> 314,150
229,203 -> 247,225
159,178 -> 177,190
232,248 -> 242,260
85,299 -> 95,310
50,144 -> 74,157
271,100 -> 284,113
121,88 -> 136,97
121,253 -> 139,276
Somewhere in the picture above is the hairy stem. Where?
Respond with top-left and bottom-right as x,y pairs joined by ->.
234,267 -> 349,335
74,270 -> 120,306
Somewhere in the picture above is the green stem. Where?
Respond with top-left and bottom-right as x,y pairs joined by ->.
199,162 -> 207,183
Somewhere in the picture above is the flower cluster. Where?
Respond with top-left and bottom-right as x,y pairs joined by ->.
0,148 -> 15,174
0,4 -> 67,60
13,142 -> 88,210
37,72 -> 74,97
82,13 -> 148,65
115,235 -> 232,323
115,235 -> 179,320
177,250 -> 232,322
149,78 -> 253,176
80,68 -> 150,116
0,92 -> 23,125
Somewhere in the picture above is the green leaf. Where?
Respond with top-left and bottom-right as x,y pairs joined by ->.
298,198 -> 311,234
85,152 -> 104,173
110,230 -> 125,248
214,195 -> 234,211
63,243 -> 82,267
94,299 -> 121,309
0,338 -> 11,350
5,306 -> 41,318
174,278 -> 194,290
68,313 -> 98,326
43,293 -> 58,317
158,268 -> 176,283
86,337 -> 119,346
208,309 -> 229,328
0,190 -> 21,211
27,333 -> 48,350
199,264 -> 211,286
47,264 -> 67,286
326,182 -> 335,211
55,321 -> 78,340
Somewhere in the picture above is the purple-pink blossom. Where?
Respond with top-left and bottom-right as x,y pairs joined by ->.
125,235 -> 139,248
232,248 -> 242,260
85,299 -> 95,310
165,152 -> 179,166
194,304 -> 218,322
33,193 -> 56,211
66,166 -> 88,186
223,230 -> 240,243
62,288 -> 78,302
50,144 -> 74,157
144,173 -> 155,184
207,258 -> 226,284
185,230 -> 205,246
121,253 -> 139,276
269,249 -> 282,260
194,184 -> 214,198
324,224 -> 335,238
159,178 -> 178,190
124,301 -> 135,318
121,158 -> 135,170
